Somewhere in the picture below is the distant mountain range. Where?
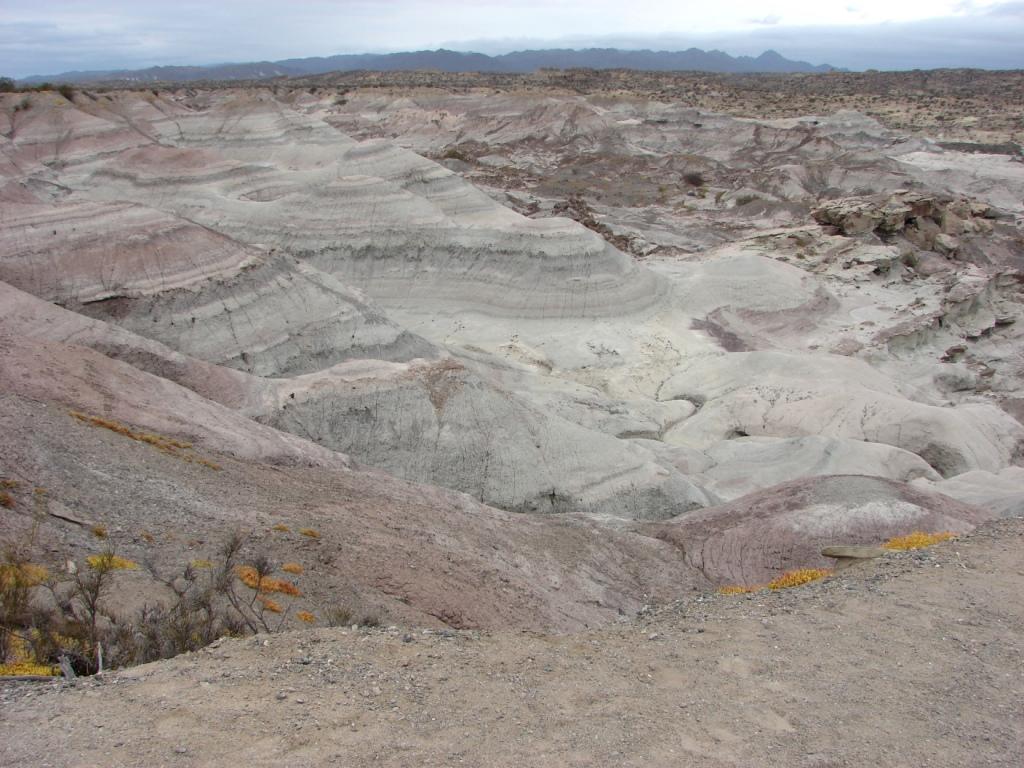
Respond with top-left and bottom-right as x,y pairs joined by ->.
22,48 -> 840,84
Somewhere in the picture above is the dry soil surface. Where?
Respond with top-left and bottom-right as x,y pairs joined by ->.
3,518 -> 1022,768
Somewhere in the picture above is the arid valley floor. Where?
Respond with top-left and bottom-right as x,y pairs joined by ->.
1,69 -> 1023,766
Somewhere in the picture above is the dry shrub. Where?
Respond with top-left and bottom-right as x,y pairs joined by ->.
298,528 -> 320,539
85,554 -> 137,571
441,146 -> 471,162
0,634 -> 57,676
281,563 -> 303,575
69,411 -> 219,470
91,525 -> 108,540
1,558 -> 50,668
272,524 -> 290,533
259,597 -> 283,614
717,584 -> 759,595
767,568 -> 832,590
0,562 -> 49,590
883,532 -> 956,551
0,479 -> 16,508
719,567 -> 832,596
235,566 -> 301,597
683,171 -> 706,187
2,532 -> 327,677
325,606 -> 353,627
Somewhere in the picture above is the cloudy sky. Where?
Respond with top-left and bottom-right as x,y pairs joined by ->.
2,0 -> 1023,78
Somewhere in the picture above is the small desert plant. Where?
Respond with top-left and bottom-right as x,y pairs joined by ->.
281,563 -> 303,575
359,612 -> 382,628
325,606 -> 353,627
272,523 -> 290,533
222,542 -> 303,633
0,630 -> 57,676
259,596 -> 283,614
91,525 -> 108,540
719,567 -> 832,596
69,411 -> 219,470
717,584 -> 759,595
56,84 -> 75,101
883,532 -> 956,551
323,606 -> 381,628
85,553 -> 137,571
298,528 -> 320,539
0,552 -> 49,665
0,479 -> 18,508
766,568 -> 831,590
442,146 -> 471,162
234,564 -> 301,597
683,171 -> 705,187
296,610 -> 316,624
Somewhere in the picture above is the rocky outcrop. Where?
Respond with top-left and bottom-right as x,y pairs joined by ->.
694,435 -> 940,501
651,475 -> 991,585
259,357 -> 710,519
658,351 -> 1024,477
68,101 -> 667,320
0,202 -> 437,375
0,278 -> 706,521
917,467 -> 1024,518
812,191 -> 1002,253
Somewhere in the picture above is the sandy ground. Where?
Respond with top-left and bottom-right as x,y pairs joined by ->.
3,518 -> 1021,768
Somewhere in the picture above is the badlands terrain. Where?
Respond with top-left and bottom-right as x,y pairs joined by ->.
1,69 -> 1023,765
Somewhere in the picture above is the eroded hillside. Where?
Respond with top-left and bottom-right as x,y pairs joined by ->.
1,79 -> 1022,633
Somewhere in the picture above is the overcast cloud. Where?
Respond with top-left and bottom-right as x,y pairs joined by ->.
2,0 -> 1022,78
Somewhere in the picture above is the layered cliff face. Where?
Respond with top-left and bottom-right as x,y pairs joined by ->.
1,86 -> 1022,622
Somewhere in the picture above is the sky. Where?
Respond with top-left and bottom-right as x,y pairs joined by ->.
2,0 -> 1023,78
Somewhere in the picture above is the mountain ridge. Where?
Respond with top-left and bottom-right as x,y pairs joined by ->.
21,46 -> 840,83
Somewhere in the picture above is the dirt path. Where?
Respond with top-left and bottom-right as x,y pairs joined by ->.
3,519 -> 1022,767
